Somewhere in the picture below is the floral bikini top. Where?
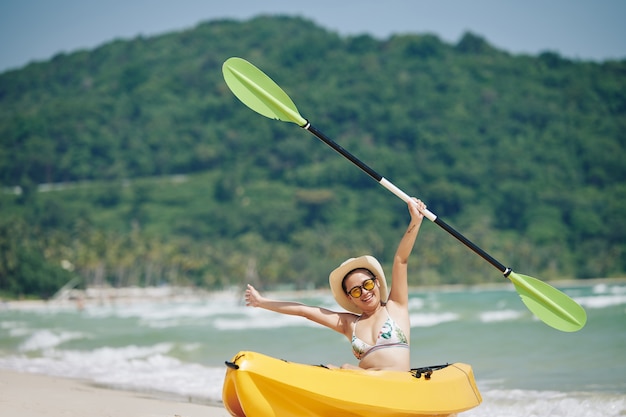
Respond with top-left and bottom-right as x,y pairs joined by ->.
351,308 -> 409,360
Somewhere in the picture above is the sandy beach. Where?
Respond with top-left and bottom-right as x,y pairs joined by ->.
0,369 -> 230,417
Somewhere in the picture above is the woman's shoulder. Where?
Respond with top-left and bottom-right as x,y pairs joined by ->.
382,300 -> 409,320
336,311 -> 361,332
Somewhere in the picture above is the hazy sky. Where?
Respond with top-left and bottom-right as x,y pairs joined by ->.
1,0 -> 625,73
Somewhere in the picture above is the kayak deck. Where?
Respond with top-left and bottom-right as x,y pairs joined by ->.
222,351 -> 482,417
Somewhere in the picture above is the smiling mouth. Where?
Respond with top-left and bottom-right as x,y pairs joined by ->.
361,293 -> 374,302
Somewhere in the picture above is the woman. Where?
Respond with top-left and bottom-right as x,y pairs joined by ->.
245,198 -> 426,371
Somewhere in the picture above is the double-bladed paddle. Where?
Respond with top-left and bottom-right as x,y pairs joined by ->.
222,57 -> 587,332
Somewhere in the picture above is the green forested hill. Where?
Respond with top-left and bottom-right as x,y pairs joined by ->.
1,16 -> 625,297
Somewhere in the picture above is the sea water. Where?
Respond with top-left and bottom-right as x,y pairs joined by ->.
0,282 -> 624,416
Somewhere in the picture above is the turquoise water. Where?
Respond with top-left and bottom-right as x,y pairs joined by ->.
0,281 -> 624,416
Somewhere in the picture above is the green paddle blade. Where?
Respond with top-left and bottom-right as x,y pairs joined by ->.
508,272 -> 587,332
222,57 -> 307,126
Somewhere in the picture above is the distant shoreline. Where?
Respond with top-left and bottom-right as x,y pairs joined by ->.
2,277 -> 624,308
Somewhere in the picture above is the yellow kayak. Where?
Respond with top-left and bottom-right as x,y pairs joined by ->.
222,351 -> 482,417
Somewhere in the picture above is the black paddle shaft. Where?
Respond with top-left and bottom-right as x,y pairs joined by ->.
304,122 -> 511,276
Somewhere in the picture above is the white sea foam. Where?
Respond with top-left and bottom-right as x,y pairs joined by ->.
0,342 -> 225,402
86,300 -> 240,320
214,311 -> 321,330
0,320 -> 22,329
479,309 -> 525,323
0,320 -> 31,337
19,329 -> 87,352
575,294 -> 626,309
9,327 -> 31,337
80,299 -> 247,330
408,297 -> 426,310
592,283 -> 610,294
590,283 -> 626,295
464,389 -> 626,417
409,312 -> 459,327
610,285 -> 626,294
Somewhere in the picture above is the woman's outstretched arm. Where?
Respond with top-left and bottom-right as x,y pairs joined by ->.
245,284 -> 353,336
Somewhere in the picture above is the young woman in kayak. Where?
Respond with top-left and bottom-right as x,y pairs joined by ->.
245,198 -> 426,371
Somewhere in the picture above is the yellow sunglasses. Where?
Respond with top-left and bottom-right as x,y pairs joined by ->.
347,278 -> 376,298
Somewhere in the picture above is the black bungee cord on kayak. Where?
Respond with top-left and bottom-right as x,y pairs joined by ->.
411,363 -> 450,379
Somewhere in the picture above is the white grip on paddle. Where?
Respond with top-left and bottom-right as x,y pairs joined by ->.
379,178 -> 437,222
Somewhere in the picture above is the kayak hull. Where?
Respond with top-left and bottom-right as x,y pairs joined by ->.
222,351 -> 482,417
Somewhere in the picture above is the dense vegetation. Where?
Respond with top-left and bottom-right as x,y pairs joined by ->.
1,16 -> 624,298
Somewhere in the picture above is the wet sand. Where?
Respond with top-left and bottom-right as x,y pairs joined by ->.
0,369 -> 230,417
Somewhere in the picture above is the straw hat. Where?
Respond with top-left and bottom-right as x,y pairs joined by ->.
329,255 -> 388,314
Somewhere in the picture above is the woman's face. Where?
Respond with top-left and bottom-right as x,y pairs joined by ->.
343,270 -> 379,310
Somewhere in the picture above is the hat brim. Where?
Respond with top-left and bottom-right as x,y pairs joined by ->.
329,255 -> 388,314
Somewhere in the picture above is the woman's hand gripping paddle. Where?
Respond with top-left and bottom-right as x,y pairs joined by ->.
222,57 -> 587,332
